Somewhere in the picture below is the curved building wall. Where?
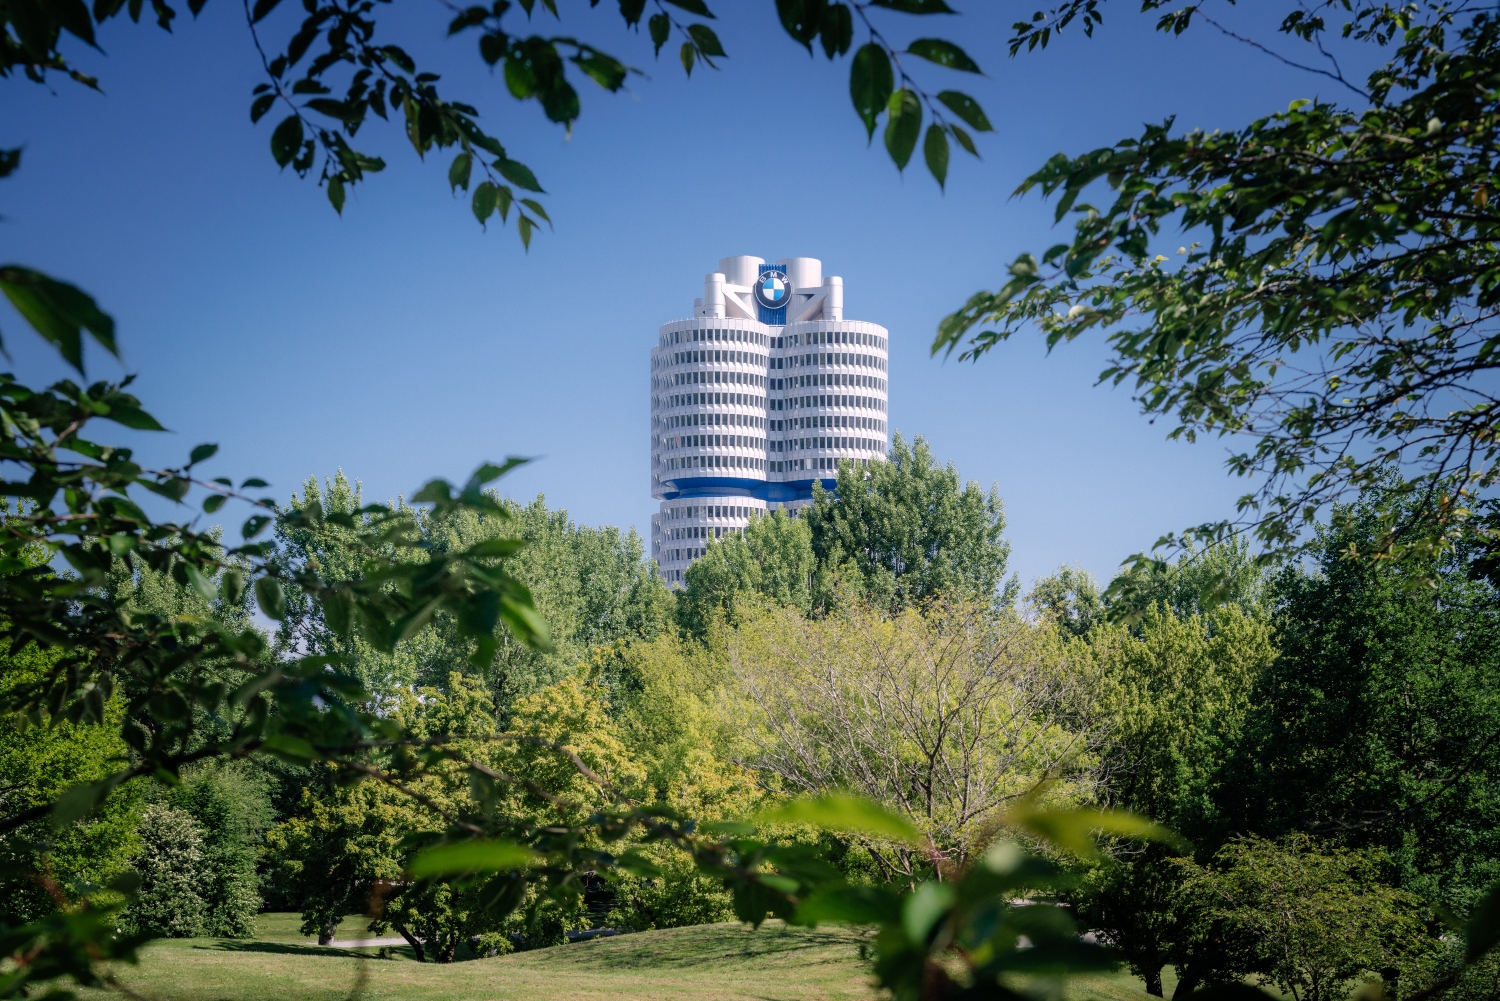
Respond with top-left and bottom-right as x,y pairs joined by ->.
649,257 -> 890,585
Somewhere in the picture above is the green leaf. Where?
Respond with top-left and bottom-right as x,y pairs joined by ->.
218,569 -> 245,606
949,122 -> 977,156
0,265 -> 118,372
254,576 -> 287,620
250,93 -> 276,123
326,176 -> 345,215
1008,806 -> 1188,859
477,874 -> 528,917
795,884 -> 902,926
203,493 -> 226,514
649,12 -> 669,54
906,38 -> 980,72
687,23 -> 725,58
466,537 -> 526,559
936,90 -> 992,131
242,514 -> 272,539
518,214 -> 536,249
1466,880 -> 1500,962
679,41 -> 695,75
183,564 -> 216,600
188,442 -> 219,465
776,0 -> 821,49
662,0 -> 712,16
411,479 -> 453,505
519,198 -> 551,226
617,0 -> 646,26
923,124 -> 949,188
250,0 -> 282,22
270,115 -> 304,167
472,181 -> 497,224
902,881 -> 954,944
820,2 -> 852,58
241,477 -> 270,489
409,839 -> 540,877
575,52 -> 628,91
496,157 -> 544,192
54,0 -> 96,44
849,43 -> 893,141
449,151 -> 473,193
51,780 -> 110,827
262,733 -> 317,760
101,397 -> 167,431
883,88 -> 921,171
756,793 -> 922,844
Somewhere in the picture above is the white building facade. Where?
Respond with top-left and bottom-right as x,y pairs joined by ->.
648,256 -> 890,585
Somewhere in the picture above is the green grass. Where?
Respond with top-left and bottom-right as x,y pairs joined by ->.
87,912 -> 1174,1001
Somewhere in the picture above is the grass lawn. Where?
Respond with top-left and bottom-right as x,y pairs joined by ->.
86,912 -> 1174,1001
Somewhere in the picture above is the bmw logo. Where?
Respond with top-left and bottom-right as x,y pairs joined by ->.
753,271 -> 793,310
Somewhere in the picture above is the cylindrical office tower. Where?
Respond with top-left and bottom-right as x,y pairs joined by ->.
648,256 -> 890,585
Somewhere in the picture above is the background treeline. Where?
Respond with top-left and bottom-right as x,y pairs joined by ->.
2,434 -> 1496,1000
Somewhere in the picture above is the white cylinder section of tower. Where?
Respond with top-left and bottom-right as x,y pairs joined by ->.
704,273 -> 726,318
719,256 -> 763,288
778,257 -> 822,292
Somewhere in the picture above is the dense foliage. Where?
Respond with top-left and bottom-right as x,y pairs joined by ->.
935,0 -> 1500,577
5,2 -> 1500,999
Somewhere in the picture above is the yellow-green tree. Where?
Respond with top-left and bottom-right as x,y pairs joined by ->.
725,599 -> 1096,876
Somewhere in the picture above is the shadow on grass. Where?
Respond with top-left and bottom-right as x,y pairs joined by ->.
522,924 -> 870,972
194,941 -> 418,962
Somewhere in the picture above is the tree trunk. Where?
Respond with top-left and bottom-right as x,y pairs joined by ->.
1171,969 -> 1201,1000
1143,966 -> 1164,997
437,935 -> 458,964
317,915 -> 338,946
397,927 -> 427,962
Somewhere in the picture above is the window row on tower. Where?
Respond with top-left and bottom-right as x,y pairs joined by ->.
663,454 -> 768,472
655,324 -> 888,351
657,349 -> 886,373
655,391 -> 888,414
655,368 -> 769,390
664,504 -> 760,520
661,434 -> 767,451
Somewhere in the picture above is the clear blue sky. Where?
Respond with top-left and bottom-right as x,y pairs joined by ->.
4,2 -> 1355,586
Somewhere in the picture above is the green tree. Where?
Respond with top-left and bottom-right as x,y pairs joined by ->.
934,2 -> 1500,573
808,434 -> 1016,611
727,599 -> 1092,874
169,763 -> 273,938
0,644 -> 142,926
1071,604 -> 1275,997
263,770 -> 412,945
1108,538 -> 1271,624
1215,512 -> 1500,913
677,509 -> 815,634
1029,564 -> 1104,638
119,803 -> 207,939
1180,835 -> 1433,1001
275,476 -> 670,715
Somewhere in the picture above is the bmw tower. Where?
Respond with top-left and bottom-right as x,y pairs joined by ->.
648,256 -> 890,585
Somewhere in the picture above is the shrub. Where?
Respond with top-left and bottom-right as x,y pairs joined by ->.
1181,835 -> 1435,1001
120,803 -> 207,938
606,845 -> 734,931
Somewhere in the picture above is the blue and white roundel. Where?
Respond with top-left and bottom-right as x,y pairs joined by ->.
753,272 -> 792,310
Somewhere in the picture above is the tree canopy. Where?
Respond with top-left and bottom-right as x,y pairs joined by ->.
934,1 -> 1500,576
